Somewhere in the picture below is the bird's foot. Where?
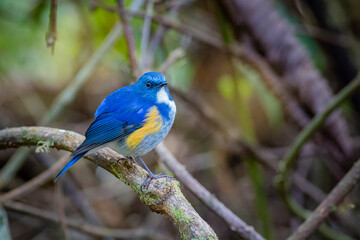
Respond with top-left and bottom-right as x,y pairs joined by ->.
140,173 -> 174,192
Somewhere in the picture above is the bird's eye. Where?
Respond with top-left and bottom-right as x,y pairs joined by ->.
146,82 -> 151,88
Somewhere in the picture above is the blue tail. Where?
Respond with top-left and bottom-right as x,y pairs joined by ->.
54,153 -> 85,182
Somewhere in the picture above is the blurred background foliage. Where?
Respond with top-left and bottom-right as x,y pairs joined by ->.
0,0 -> 360,239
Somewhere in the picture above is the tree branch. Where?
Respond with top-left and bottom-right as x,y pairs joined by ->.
282,193 -> 354,240
289,159 -> 360,240
0,127 -> 217,240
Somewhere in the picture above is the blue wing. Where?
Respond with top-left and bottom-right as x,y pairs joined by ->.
68,114 -> 143,156
55,86 -> 148,181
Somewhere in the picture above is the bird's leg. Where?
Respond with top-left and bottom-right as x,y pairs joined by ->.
136,156 -> 173,191
130,156 -> 141,167
136,156 -> 156,177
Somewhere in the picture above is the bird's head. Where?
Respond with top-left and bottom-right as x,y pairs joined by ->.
135,72 -> 172,103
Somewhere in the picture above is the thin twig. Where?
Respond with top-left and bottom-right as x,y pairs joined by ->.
116,0 -> 140,77
139,0 -> 154,70
55,180 -> 68,240
4,201 -> 167,239
0,127 -> 218,239
276,72 -> 360,191
289,159 -> 360,240
282,193 -> 355,240
46,0 -> 58,53
156,143 -> 265,240
296,24 -> 350,47
146,0 -> 188,68
157,48 -> 185,74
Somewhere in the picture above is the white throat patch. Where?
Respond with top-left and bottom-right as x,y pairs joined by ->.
157,87 -> 176,113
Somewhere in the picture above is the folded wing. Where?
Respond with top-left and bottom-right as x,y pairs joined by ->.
55,100 -> 148,181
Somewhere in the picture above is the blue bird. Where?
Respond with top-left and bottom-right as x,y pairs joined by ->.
55,72 -> 176,189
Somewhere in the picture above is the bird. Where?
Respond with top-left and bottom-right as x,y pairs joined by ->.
55,72 -> 176,189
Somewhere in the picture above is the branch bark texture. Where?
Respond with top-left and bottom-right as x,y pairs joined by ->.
0,127 -> 217,240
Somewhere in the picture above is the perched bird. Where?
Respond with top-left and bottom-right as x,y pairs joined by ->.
55,72 -> 176,189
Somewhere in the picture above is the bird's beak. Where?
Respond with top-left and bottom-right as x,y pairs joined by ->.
159,82 -> 168,87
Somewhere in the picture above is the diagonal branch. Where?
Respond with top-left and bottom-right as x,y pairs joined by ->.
0,126 -> 217,240
156,143 -> 266,240
289,158 -> 360,240
157,48 -> 185,74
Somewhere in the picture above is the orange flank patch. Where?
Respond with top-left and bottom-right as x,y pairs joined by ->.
126,106 -> 162,149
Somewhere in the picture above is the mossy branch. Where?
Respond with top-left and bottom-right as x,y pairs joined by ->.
0,127 -> 217,240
